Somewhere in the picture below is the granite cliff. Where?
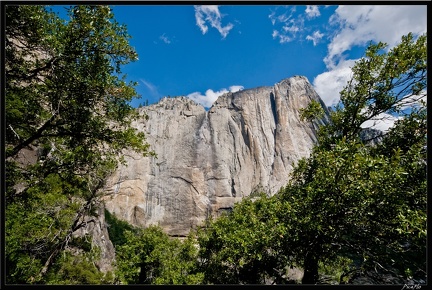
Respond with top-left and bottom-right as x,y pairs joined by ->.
102,76 -> 329,236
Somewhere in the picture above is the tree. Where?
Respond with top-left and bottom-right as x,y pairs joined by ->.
317,33 -> 426,149
44,244 -> 115,285
281,32 -> 426,284
195,193 -> 292,284
5,5 -> 153,283
115,226 -> 203,285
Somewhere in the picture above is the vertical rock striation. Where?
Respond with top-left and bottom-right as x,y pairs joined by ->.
103,76 -> 329,236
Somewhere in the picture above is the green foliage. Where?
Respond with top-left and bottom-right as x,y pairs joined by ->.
45,248 -> 114,284
196,194 -> 292,284
5,173 -> 82,283
278,32 -> 427,284
318,256 -> 354,284
300,99 -> 325,122
115,225 -> 203,284
5,4 -> 153,284
318,32 -> 426,148
281,118 -> 426,283
104,209 -> 137,247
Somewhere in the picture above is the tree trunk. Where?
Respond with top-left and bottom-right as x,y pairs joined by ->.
302,253 -> 319,284
138,264 -> 147,284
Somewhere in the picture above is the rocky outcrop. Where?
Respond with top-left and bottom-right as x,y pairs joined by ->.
71,205 -> 116,273
102,76 -> 329,236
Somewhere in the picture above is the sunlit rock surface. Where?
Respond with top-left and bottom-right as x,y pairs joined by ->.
103,76 -> 329,236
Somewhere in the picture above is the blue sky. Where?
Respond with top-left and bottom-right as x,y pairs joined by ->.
51,4 -> 426,129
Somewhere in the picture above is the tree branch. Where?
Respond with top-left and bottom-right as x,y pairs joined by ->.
6,56 -> 58,82
7,112 -> 58,159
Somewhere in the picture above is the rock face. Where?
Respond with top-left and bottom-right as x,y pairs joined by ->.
72,206 -> 116,273
102,76 -> 329,236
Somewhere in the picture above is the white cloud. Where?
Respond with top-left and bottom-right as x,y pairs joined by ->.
269,7 -> 296,26
398,91 -> 427,111
159,33 -> 171,44
305,5 -> 320,19
269,7 -> 303,44
313,5 -> 427,109
140,79 -> 158,95
228,85 -> 244,93
268,11 -> 277,25
306,30 -> 324,46
187,85 -> 244,108
272,29 -> 292,43
270,5 -> 323,44
324,5 -> 427,69
313,59 -> 356,107
359,90 -> 426,132
360,112 -> 401,132
283,25 -> 300,33
194,5 -> 234,39
277,13 -> 290,23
